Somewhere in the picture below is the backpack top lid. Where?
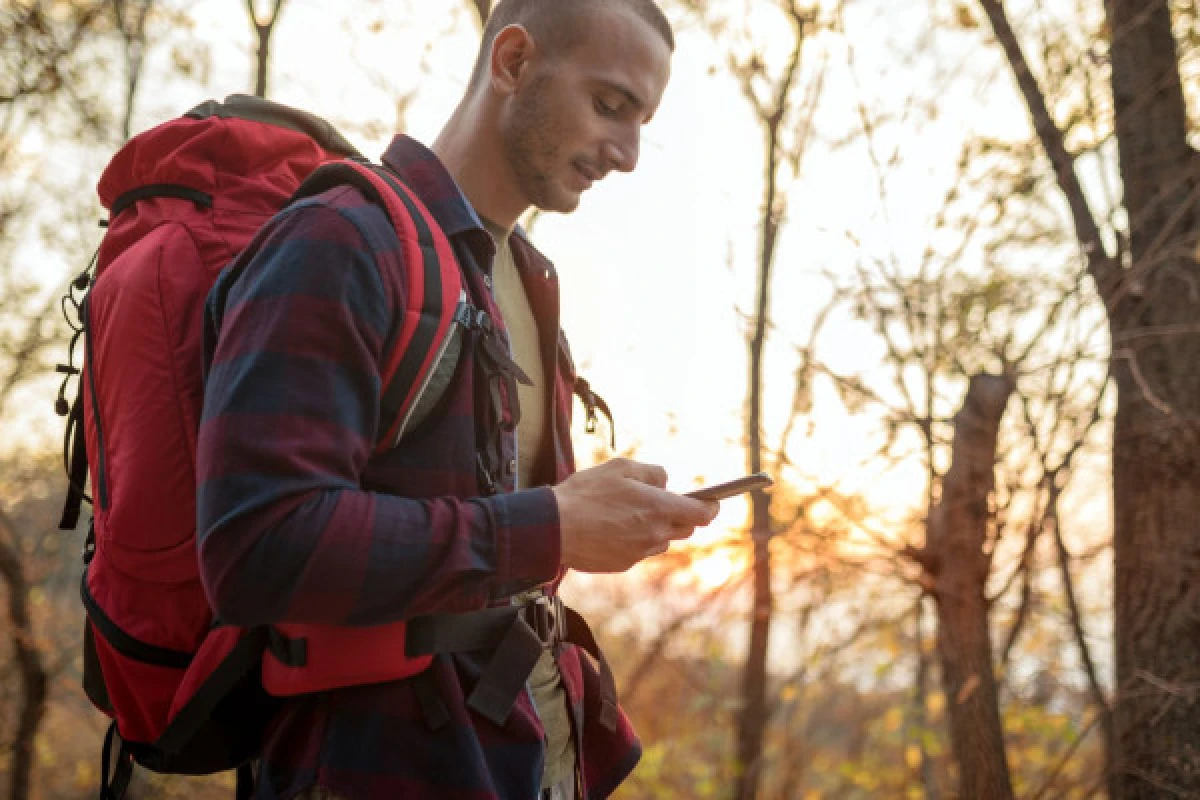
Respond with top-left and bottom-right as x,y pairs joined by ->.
97,94 -> 362,217
95,95 -> 363,271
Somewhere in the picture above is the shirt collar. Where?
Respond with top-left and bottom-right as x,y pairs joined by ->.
380,135 -> 485,239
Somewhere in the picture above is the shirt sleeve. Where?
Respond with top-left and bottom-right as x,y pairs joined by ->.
195,198 -> 561,628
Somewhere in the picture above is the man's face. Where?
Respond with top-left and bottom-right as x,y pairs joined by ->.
499,7 -> 672,214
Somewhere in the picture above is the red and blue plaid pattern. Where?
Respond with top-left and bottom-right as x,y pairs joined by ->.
196,135 -> 640,799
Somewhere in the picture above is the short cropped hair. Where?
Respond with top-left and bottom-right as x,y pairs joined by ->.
468,0 -> 674,88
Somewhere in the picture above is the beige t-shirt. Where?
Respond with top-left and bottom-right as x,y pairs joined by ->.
485,220 -> 547,489
484,220 -> 575,791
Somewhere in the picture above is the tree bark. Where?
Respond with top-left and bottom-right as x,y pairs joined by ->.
1106,1 -> 1200,794
979,0 -> 1200,792
921,374 -> 1015,800
0,507 -> 48,800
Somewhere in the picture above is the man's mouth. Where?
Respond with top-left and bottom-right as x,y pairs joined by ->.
573,161 -> 601,189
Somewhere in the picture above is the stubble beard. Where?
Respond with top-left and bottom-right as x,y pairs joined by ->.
502,77 -> 580,214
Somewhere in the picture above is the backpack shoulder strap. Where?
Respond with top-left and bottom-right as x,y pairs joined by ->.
290,161 -> 466,450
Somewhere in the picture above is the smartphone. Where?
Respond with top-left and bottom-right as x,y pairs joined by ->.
685,471 -> 773,502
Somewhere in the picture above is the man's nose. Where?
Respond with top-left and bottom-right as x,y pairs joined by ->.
602,130 -> 640,174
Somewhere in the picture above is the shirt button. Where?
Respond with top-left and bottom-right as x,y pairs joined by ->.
483,274 -> 493,290
506,458 -> 517,477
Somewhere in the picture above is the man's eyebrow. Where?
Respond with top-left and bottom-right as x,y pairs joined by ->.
598,80 -> 645,112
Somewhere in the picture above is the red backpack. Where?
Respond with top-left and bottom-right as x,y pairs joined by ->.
54,95 -> 475,798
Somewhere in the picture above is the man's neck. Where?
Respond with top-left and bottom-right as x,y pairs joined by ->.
432,101 -> 527,231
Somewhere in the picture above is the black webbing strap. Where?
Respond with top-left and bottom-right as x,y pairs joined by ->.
81,571 -> 193,669
562,607 -> 620,732
405,606 -> 522,655
235,763 -> 255,800
99,721 -> 134,800
58,388 -> 89,530
406,606 -> 544,727
81,296 -> 109,510
266,628 -> 307,667
466,615 -> 544,726
155,628 -> 269,756
109,184 -> 213,219
474,316 -> 533,433
404,601 -> 618,731
82,619 -> 114,714
461,307 -> 532,491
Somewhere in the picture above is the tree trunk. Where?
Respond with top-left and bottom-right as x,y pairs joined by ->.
735,490 -> 773,799
111,0 -> 154,142
245,0 -> 286,98
923,374 -> 1015,800
1107,1 -> 1200,794
0,508 -> 48,800
979,0 -> 1200,791
733,102 -> 785,800
914,598 -> 940,800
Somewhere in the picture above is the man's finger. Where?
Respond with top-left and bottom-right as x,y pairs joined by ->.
666,523 -> 697,541
644,541 -> 670,559
619,460 -> 668,489
652,492 -> 718,527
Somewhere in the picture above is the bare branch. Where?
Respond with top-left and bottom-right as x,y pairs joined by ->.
975,0 -> 1118,297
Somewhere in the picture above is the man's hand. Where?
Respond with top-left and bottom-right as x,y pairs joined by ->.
552,458 -> 720,573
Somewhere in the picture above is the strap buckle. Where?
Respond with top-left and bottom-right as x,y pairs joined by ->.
521,594 -> 565,649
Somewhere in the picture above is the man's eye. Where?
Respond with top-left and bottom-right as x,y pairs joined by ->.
594,96 -> 621,116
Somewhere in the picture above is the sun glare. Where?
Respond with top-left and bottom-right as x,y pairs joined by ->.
670,496 -> 751,591
687,548 -> 742,590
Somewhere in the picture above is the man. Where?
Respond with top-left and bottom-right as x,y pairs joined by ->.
196,1 -> 715,798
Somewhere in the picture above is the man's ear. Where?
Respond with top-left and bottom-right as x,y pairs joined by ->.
489,24 -> 537,95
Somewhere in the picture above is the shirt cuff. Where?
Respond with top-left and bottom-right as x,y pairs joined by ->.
484,486 -> 562,597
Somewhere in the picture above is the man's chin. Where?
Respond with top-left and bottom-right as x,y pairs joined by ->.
534,191 -> 582,215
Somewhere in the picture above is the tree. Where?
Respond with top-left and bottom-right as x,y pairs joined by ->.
0,4 -> 192,796
922,373 -> 1017,798
825,256 -> 1108,796
0,510 -> 47,800
0,8 -> 112,793
976,0 -> 1200,792
808,43 -> 1116,780
244,0 -> 287,98
110,0 -> 154,140
671,2 -> 826,795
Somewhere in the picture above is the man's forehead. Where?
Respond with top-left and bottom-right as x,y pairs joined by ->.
566,6 -> 672,106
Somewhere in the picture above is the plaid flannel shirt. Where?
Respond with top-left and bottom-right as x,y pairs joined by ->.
196,135 -> 641,799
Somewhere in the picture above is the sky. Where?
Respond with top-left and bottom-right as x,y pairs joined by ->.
13,0 -> 1117,635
